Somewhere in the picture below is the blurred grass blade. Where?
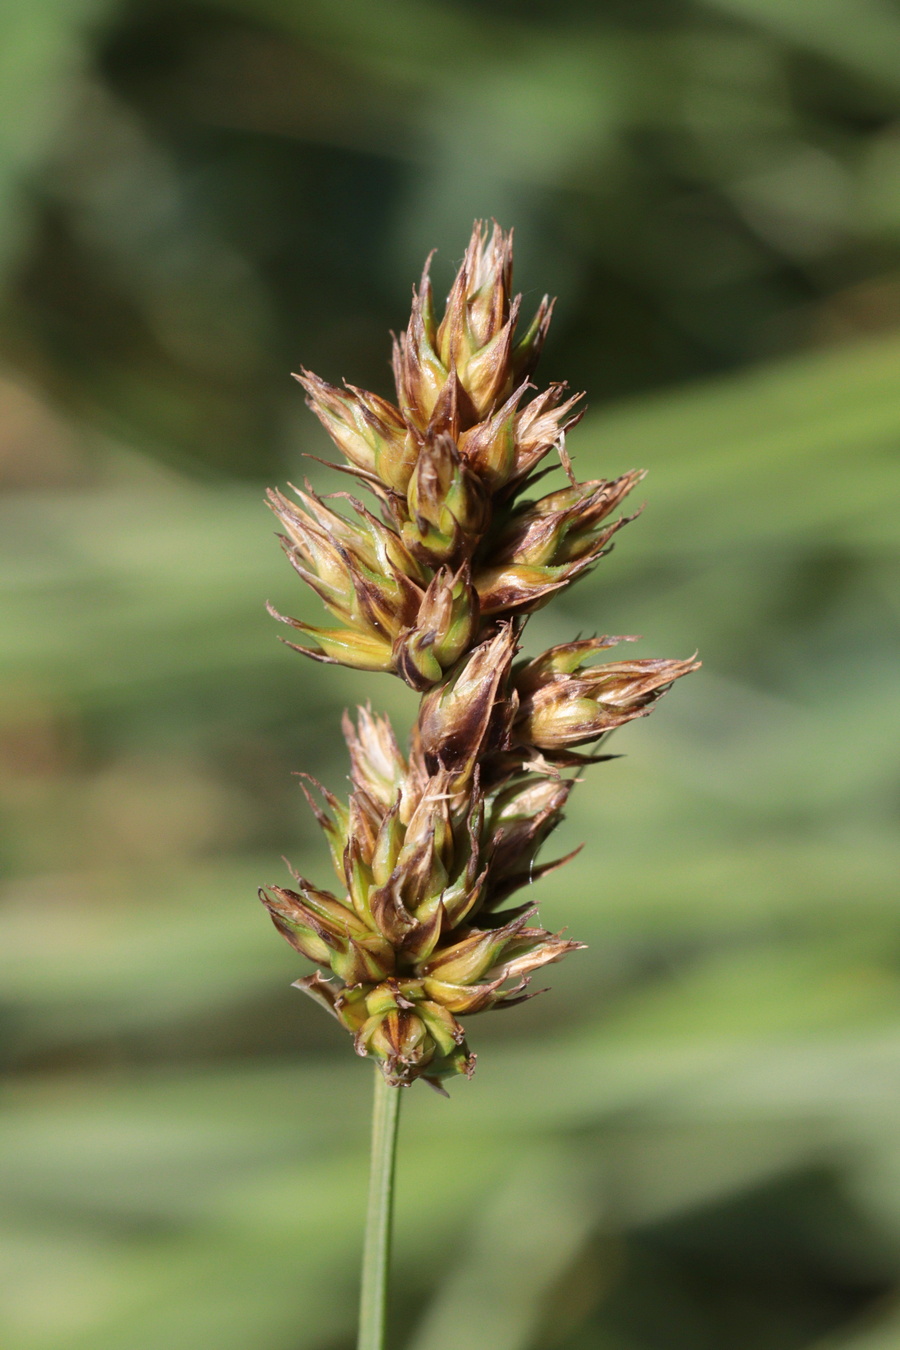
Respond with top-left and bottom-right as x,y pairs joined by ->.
405,1148 -> 599,1350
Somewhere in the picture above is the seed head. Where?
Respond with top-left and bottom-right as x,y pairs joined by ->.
261,222 -> 698,1087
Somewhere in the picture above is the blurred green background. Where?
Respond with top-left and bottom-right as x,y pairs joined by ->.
1,1 -> 900,1347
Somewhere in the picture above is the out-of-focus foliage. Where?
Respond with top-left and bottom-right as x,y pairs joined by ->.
0,1 -> 899,1348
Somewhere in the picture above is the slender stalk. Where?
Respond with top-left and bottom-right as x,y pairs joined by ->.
358,1068 -> 402,1350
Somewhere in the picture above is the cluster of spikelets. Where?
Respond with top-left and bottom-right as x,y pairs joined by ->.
260,223 -> 698,1091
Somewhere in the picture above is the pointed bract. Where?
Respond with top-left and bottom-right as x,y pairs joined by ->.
418,625 -> 517,775
515,638 -> 701,750
296,370 -> 418,494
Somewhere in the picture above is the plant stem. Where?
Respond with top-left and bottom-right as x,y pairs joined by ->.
358,1068 -> 402,1350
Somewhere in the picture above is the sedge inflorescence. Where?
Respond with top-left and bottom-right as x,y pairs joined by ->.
260,223 -> 698,1091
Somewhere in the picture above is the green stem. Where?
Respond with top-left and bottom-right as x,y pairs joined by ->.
358,1068 -> 402,1350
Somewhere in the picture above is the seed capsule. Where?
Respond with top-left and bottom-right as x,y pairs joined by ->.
403,433 -> 489,565
393,565 -> 479,691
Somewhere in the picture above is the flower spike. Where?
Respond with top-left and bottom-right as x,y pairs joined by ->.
261,222 -> 698,1086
